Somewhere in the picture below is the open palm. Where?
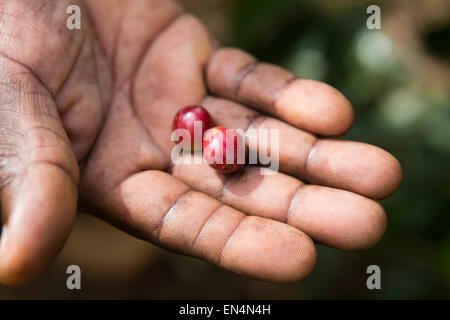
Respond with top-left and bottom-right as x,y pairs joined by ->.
0,0 -> 401,285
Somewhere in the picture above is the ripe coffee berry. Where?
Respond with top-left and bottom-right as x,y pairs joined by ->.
203,127 -> 246,173
172,105 -> 212,151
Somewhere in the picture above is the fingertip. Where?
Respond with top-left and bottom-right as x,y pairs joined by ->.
373,151 -> 403,199
353,146 -> 403,200
220,217 -> 317,283
0,164 -> 77,286
354,201 -> 387,250
336,199 -> 387,251
0,238 -> 39,287
276,79 -> 354,136
288,185 -> 387,251
306,140 -> 403,200
287,230 -> 317,283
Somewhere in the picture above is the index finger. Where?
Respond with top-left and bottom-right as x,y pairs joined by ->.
206,48 -> 354,136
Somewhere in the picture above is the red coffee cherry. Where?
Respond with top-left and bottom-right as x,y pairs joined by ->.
203,127 -> 246,173
172,105 -> 212,151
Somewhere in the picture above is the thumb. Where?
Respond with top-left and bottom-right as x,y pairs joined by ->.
0,58 -> 79,286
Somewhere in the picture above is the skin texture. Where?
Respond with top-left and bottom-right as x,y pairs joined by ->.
0,0 -> 402,286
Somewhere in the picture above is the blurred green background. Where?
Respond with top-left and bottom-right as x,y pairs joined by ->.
1,0 -> 449,299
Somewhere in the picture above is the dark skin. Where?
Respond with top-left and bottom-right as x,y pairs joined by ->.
0,0 -> 401,286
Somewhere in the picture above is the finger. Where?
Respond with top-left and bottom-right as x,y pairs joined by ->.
0,58 -> 78,286
84,0 -> 183,84
206,48 -> 354,136
202,96 -> 402,199
131,14 -> 214,155
98,171 -> 316,283
171,160 -> 386,250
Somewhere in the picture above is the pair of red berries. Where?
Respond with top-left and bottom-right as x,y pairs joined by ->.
172,106 -> 246,173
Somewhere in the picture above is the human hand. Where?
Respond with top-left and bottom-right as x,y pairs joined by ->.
0,0 -> 401,285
